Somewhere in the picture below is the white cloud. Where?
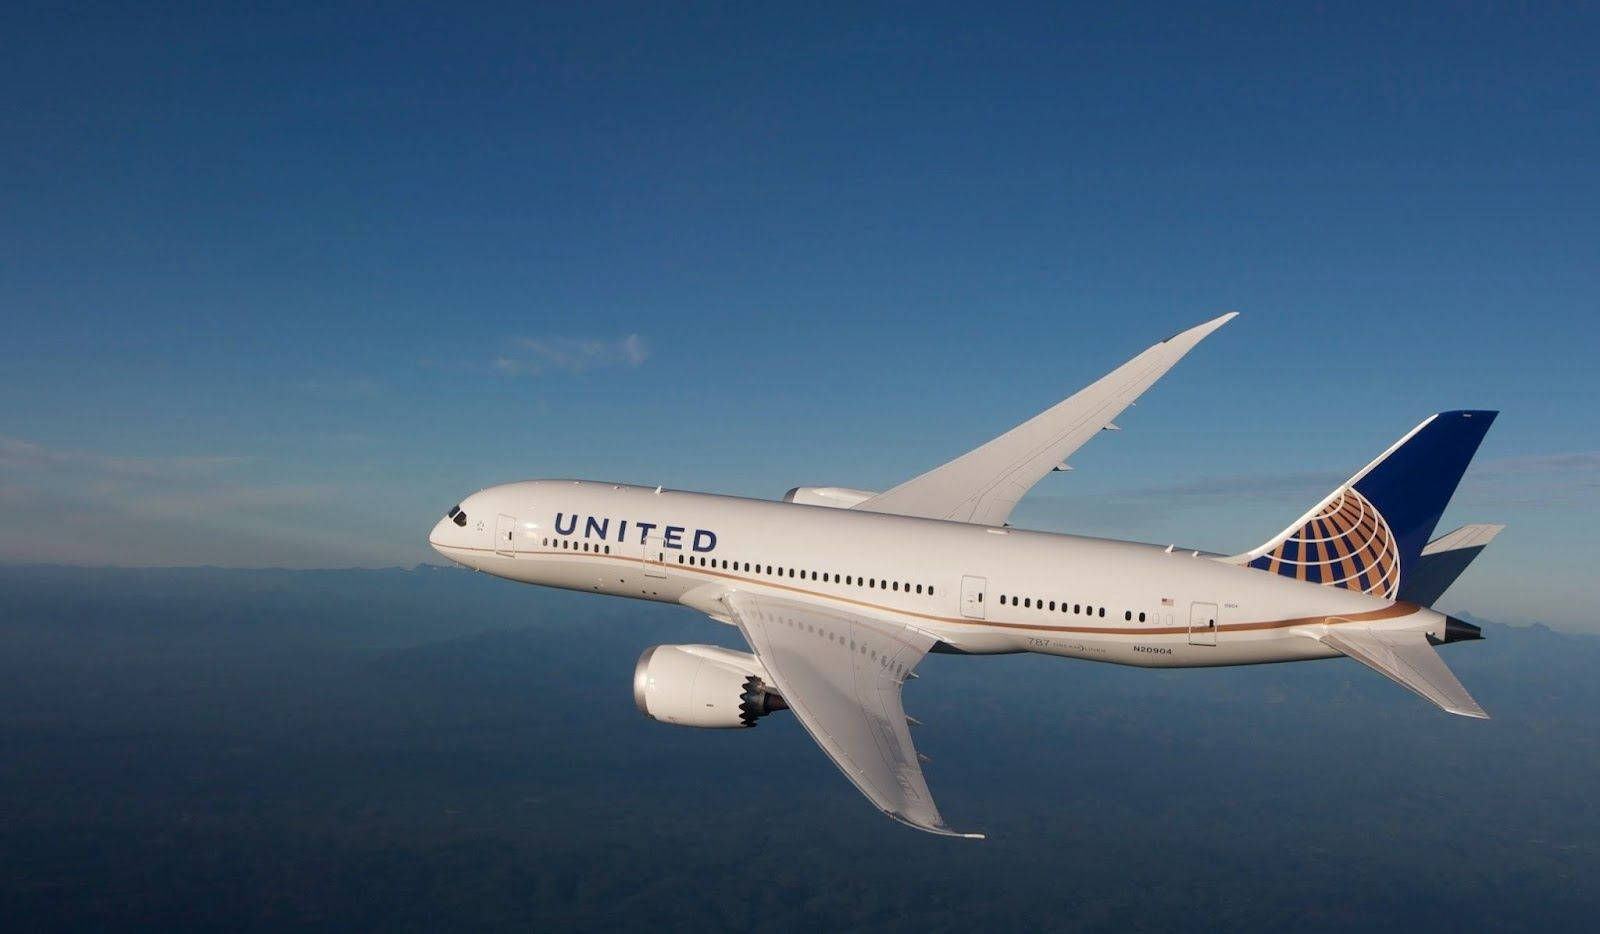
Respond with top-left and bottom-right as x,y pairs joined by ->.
0,436 -> 337,562
0,437 -> 241,479
495,334 -> 652,376
1455,451 -> 1600,508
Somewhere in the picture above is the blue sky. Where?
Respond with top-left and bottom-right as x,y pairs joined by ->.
2,2 -> 1596,628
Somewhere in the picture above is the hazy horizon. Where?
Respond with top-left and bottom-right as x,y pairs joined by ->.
4,563 -> 1595,932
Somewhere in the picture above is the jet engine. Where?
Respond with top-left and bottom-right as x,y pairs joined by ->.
632,644 -> 788,728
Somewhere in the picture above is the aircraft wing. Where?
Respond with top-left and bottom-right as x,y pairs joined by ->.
724,592 -> 984,839
1321,627 -> 1488,719
852,313 -> 1236,526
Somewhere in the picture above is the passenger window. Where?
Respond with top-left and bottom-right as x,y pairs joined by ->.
1138,612 -> 1146,622
1099,607 -> 1106,618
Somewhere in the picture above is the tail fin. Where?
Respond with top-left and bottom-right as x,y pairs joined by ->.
1231,411 -> 1497,599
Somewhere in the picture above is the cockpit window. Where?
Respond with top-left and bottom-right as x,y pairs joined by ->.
447,504 -> 467,527
447,505 -> 460,518
453,511 -> 467,527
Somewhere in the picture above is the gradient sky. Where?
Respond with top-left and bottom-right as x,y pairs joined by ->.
2,2 -> 1596,628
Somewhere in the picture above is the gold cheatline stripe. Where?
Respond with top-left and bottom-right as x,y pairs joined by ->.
439,544 -> 1420,636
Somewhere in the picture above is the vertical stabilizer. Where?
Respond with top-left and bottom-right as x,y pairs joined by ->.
1231,411 -> 1496,598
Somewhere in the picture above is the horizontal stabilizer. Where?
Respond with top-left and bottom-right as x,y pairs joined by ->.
1399,524 -> 1505,606
1320,628 -> 1488,719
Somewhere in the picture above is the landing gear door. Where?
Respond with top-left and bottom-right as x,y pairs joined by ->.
1189,602 -> 1218,646
642,535 -> 667,578
960,575 -> 987,620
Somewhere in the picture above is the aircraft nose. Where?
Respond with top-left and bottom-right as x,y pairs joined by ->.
429,500 -> 475,563
428,516 -> 453,555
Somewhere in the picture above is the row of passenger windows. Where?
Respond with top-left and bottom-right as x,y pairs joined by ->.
545,537 -> 612,555
542,536 -> 937,599
997,593 -> 1147,623
540,537 -> 1148,622
675,553 -> 934,597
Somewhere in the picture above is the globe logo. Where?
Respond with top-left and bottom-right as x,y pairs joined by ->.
1248,487 -> 1400,599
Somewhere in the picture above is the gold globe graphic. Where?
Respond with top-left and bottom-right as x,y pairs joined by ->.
1251,487 -> 1399,599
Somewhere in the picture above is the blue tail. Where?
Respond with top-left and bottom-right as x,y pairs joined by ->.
1235,411 -> 1497,599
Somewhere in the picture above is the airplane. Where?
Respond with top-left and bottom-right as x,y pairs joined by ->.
428,313 -> 1501,839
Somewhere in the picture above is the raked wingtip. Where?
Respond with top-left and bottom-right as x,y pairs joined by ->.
1163,310 -> 1238,344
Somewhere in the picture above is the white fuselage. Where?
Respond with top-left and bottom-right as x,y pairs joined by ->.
429,480 -> 1448,669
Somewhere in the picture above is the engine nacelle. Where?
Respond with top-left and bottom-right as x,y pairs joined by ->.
782,486 -> 878,509
632,644 -> 787,729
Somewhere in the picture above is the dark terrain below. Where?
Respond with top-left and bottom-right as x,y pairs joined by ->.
0,565 -> 1593,932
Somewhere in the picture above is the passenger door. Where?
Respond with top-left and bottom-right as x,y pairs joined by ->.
1188,602 -> 1218,646
960,575 -> 987,620
642,534 -> 667,578
495,514 -> 516,557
